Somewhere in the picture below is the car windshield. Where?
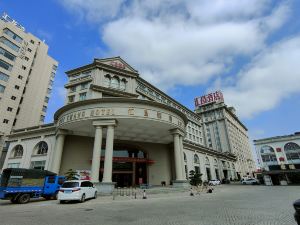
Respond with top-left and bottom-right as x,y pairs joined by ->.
62,182 -> 79,188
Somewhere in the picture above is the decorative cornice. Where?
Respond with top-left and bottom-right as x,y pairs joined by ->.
183,141 -> 237,161
90,84 -> 139,98
54,97 -> 189,125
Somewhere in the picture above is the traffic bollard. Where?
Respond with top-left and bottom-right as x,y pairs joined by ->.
143,189 -> 147,199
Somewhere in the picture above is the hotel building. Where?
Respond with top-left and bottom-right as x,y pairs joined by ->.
195,94 -> 256,179
2,57 -> 237,193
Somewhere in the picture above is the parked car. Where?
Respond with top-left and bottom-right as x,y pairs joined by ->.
208,179 -> 221,185
294,199 -> 300,225
58,180 -> 97,203
241,178 -> 259,185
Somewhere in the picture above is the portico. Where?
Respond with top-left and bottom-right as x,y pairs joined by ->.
49,98 -> 188,193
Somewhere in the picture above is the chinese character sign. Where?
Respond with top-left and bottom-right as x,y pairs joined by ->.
195,91 -> 224,107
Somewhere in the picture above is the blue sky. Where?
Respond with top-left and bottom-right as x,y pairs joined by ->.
1,0 -> 300,144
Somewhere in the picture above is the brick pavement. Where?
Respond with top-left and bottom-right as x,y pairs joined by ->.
0,185 -> 298,225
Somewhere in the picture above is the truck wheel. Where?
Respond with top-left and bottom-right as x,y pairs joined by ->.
80,194 -> 86,203
18,194 -> 30,204
10,198 -> 18,204
53,192 -> 59,200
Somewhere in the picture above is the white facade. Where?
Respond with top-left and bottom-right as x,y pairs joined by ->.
254,133 -> 300,185
3,57 -> 236,193
195,100 -> 255,178
0,13 -> 58,168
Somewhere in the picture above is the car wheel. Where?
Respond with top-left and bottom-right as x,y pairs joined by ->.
242,182 -> 246,185
18,194 -> 30,204
93,191 -> 97,199
60,200 -> 66,204
80,194 -> 86,203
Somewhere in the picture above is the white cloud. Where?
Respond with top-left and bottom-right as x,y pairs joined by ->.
59,0 -> 294,116
221,36 -> 300,118
60,0 -> 125,22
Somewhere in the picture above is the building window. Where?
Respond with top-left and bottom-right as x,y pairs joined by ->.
7,107 -> 12,112
18,75 -> 23,80
111,76 -> 120,89
22,65 -> 26,70
47,88 -> 51,94
194,154 -> 200,164
44,96 -> 49,103
35,141 -> 48,155
79,92 -> 86,101
42,105 -> 47,112
40,115 -> 45,122
14,85 -> 20,90
30,161 -> 46,170
3,28 -> 23,43
11,96 -> 16,100
205,157 -> 210,165
70,86 -> 76,92
194,166 -> 200,174
7,163 -> 20,168
24,56 -> 29,61
12,145 -> 23,158
81,82 -> 88,90
0,59 -> 13,71
0,37 -> 20,52
68,95 -> 75,103
0,72 -> 9,82
27,48 -> 32,52
183,152 -> 187,162
284,142 -> 300,160
0,47 -> 16,61
30,40 -> 35,44
0,84 -> 5,93
3,119 -> 9,124
120,79 -> 126,90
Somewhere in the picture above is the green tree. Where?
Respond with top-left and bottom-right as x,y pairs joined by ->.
65,169 -> 78,180
189,170 -> 203,186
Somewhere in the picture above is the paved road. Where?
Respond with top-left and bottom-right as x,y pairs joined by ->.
0,185 -> 298,225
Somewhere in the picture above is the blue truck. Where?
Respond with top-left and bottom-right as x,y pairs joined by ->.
0,168 -> 65,204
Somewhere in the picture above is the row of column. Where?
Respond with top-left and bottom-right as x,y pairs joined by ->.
90,120 -> 116,183
51,120 -> 116,184
52,122 -> 185,184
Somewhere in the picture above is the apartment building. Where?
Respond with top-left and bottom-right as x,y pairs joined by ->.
0,13 -> 58,168
195,91 -> 256,179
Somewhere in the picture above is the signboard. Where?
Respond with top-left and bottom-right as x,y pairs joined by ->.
194,91 -> 224,107
99,156 -> 155,164
110,61 -> 125,70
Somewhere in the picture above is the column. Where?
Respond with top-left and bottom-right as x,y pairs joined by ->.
90,126 -> 103,183
179,135 -> 186,180
173,133 -> 184,180
51,131 -> 66,174
102,125 -> 115,182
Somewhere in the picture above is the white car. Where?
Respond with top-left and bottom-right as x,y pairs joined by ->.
58,180 -> 97,203
208,179 -> 221,185
241,178 -> 259,185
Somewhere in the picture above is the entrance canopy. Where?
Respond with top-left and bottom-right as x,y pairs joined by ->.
54,98 -> 188,144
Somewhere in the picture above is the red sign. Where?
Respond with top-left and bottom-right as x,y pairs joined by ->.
276,148 -> 281,152
195,91 -> 224,107
279,157 -> 285,162
97,156 -> 155,164
110,61 -> 125,70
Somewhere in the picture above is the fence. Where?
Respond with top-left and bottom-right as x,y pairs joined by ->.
113,187 -> 143,200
